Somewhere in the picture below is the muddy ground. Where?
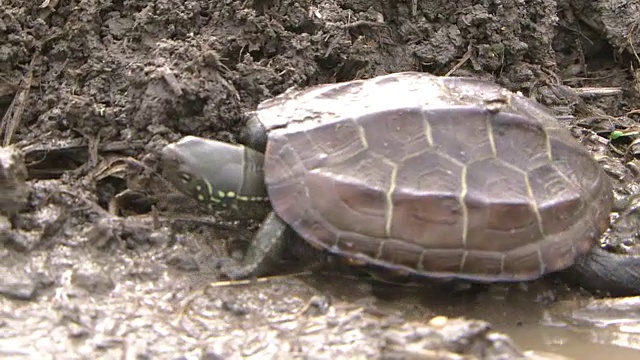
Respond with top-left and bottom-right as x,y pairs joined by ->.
3,0 -> 640,359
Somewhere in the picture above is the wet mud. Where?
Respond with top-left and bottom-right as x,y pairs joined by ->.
2,0 -> 640,358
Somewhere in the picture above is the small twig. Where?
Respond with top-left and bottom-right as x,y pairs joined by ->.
572,87 -> 623,97
157,66 -> 183,96
151,205 -> 160,229
341,20 -> 386,30
41,189 -> 112,218
176,271 -> 313,318
1,52 -> 38,146
204,271 -> 312,288
87,133 -> 100,168
627,19 -> 640,66
445,48 -> 473,77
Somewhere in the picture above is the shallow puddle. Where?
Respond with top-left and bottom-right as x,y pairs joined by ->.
307,275 -> 640,359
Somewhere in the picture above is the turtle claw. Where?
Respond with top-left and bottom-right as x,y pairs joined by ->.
218,211 -> 289,280
219,258 -> 259,280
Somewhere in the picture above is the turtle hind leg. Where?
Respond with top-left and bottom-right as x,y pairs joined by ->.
220,211 -> 288,279
560,246 -> 640,296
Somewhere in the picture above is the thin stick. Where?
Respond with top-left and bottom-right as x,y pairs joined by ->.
1,52 -> 38,146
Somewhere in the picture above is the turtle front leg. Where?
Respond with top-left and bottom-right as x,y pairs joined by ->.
220,211 -> 289,279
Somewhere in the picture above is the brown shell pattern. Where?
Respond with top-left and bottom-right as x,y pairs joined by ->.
255,72 -> 612,282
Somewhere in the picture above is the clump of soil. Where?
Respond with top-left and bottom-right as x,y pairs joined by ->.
1,0 -> 640,358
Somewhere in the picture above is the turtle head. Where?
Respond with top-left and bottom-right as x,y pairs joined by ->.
160,136 -> 270,216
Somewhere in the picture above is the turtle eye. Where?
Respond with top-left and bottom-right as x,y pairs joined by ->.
179,173 -> 191,184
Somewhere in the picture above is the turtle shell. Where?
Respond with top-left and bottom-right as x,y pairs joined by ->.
252,72 -> 612,282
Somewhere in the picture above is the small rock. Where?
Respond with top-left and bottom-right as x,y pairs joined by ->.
67,322 -> 90,338
5,230 -> 41,251
167,252 -> 200,271
71,262 -> 115,294
222,300 -> 250,316
7,204 -> 66,251
383,317 -> 527,359
0,146 -> 30,215
83,218 -> 117,248
0,215 -> 10,243
557,295 -> 640,327
0,266 -> 37,300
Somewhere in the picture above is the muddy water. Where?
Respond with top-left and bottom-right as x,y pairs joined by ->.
306,275 -> 640,359
4,1 -> 640,357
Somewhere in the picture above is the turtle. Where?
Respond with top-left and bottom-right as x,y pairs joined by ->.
159,72 -> 640,295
